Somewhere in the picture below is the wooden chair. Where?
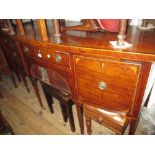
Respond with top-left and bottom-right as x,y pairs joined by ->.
83,104 -> 129,135
30,64 -> 75,132
41,82 -> 75,132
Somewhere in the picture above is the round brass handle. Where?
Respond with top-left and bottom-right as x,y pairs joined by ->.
47,54 -> 51,58
37,50 -> 42,58
23,46 -> 29,53
55,54 -> 62,62
98,81 -> 107,90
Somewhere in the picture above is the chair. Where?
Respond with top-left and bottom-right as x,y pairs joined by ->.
41,82 -> 75,132
83,104 -> 129,135
30,64 -> 75,132
61,19 -> 120,32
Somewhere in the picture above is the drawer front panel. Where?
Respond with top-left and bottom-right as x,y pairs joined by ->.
75,56 -> 141,112
46,50 -> 70,68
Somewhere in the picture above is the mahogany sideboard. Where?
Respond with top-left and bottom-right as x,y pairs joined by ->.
0,20 -> 155,134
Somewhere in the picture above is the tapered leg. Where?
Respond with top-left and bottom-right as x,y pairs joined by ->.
129,119 -> 138,135
9,72 -> 17,88
59,101 -> 68,123
30,77 -> 44,108
14,71 -> 21,82
43,91 -> 54,113
76,104 -> 84,134
66,100 -> 75,132
21,73 -> 30,93
85,115 -> 92,135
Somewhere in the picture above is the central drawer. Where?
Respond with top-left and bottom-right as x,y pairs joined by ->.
33,47 -> 70,68
75,56 -> 141,112
21,44 -> 70,68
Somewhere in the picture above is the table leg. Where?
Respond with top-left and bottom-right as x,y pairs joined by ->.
76,104 -> 84,134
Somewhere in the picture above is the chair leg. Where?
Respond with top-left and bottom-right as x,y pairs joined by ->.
85,115 -> 92,135
14,71 -> 21,82
76,104 -> 84,134
9,72 -> 17,88
66,100 -> 75,132
59,101 -> 68,123
30,77 -> 44,108
21,73 -> 30,93
43,91 -> 54,113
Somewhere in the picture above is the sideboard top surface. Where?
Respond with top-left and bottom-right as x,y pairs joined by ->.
1,20 -> 155,62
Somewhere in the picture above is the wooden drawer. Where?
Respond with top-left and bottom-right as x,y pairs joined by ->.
33,47 -> 70,68
46,50 -> 70,68
75,56 -> 141,112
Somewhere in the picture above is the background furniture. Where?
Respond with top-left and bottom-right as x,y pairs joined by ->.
0,46 -> 17,98
0,23 -> 30,93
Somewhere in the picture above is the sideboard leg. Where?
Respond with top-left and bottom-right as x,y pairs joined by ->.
15,70 -> 21,82
31,78 -> 44,108
21,73 -> 30,93
10,72 -> 17,88
129,119 -> 138,135
76,104 -> 84,134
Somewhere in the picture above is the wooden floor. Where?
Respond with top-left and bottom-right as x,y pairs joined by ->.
0,74 -> 143,135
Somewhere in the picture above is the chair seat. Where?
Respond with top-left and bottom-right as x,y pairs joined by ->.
83,104 -> 129,134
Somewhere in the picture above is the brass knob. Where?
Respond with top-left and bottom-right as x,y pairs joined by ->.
37,50 -> 42,58
55,54 -> 62,62
47,54 -> 51,58
98,81 -> 107,90
23,46 -> 29,53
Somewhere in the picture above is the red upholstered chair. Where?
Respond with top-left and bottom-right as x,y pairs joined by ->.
61,19 -> 120,32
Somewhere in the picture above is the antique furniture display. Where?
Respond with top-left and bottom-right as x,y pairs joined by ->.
0,19 -> 155,134
0,20 -> 30,93
0,46 -> 17,98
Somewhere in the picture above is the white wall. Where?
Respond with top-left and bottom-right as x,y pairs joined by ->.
142,63 -> 155,108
